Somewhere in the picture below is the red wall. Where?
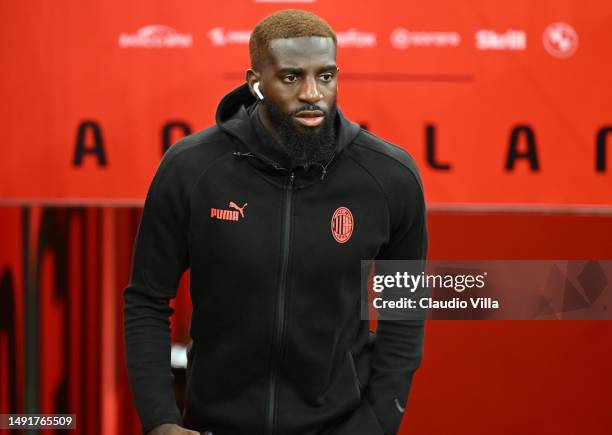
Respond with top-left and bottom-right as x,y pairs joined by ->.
1,0 -> 611,205
401,212 -> 612,435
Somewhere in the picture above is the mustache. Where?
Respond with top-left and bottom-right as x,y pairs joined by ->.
290,105 -> 327,116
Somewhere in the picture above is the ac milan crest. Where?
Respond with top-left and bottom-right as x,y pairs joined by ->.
331,207 -> 354,243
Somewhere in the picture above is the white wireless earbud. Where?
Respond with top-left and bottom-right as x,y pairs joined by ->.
254,82 -> 264,100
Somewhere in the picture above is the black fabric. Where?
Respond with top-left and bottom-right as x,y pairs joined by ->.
124,82 -> 428,435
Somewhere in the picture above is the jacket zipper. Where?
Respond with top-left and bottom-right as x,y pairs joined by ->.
265,171 -> 295,435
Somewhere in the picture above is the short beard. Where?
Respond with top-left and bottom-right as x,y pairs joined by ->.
261,98 -> 337,168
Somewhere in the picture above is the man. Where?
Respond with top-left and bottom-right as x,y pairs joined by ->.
124,9 -> 427,435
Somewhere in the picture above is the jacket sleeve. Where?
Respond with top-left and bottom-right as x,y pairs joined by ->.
367,166 -> 428,435
123,148 -> 191,434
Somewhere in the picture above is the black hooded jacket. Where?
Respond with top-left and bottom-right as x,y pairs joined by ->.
123,83 -> 428,435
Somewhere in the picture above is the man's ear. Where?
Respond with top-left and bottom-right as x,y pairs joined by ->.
246,69 -> 261,100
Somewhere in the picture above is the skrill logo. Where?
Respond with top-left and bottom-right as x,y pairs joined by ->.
337,29 -> 377,48
208,28 -> 251,46
390,28 -> 461,49
476,29 -> 526,51
119,25 -> 193,48
543,22 -> 578,58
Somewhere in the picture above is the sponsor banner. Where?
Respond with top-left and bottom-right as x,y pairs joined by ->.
475,29 -> 526,51
1,0 -> 610,205
362,260 -> 612,320
119,25 -> 193,49
208,27 -> 376,47
390,28 -> 461,48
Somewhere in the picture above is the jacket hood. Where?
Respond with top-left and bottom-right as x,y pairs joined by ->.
215,83 -> 361,178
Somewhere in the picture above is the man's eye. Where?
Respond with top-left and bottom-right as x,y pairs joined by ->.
283,75 -> 297,83
320,73 -> 334,82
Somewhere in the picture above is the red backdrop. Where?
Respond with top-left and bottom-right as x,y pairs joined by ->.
1,0 -> 611,205
1,1 -> 612,434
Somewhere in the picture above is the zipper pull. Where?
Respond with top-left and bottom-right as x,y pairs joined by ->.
289,172 -> 295,186
320,166 -> 327,181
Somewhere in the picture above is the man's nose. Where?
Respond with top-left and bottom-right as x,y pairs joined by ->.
298,76 -> 323,105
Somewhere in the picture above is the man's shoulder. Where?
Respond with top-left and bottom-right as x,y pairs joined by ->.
348,128 -> 422,187
149,124 -> 233,196
167,124 -> 229,159
160,124 -> 231,173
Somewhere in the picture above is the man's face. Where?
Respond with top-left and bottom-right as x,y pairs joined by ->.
249,36 -> 339,166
